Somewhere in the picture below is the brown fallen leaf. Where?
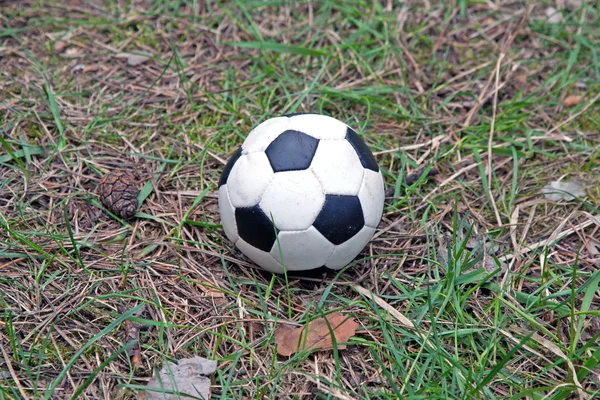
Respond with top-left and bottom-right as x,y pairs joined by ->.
563,95 -> 583,107
54,40 -> 68,53
64,47 -> 82,57
514,74 -> 527,85
274,312 -> 358,357
195,279 -> 225,298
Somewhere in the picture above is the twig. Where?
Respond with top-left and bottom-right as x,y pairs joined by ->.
354,285 -> 414,329
374,135 -> 448,155
462,63 -> 497,128
487,53 -> 504,227
504,212 -> 600,261
422,163 -> 479,202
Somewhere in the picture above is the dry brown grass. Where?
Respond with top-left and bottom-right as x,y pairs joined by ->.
1,1 -> 599,399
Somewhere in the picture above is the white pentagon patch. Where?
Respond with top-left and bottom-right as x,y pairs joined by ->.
287,114 -> 348,140
236,238 -> 283,273
270,226 -> 335,271
227,152 -> 273,208
324,226 -> 375,269
242,117 -> 290,154
259,170 -> 324,231
311,140 -> 365,196
358,169 -> 385,228
218,185 -> 239,244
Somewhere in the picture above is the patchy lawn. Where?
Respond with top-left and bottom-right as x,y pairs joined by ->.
1,1 -> 599,399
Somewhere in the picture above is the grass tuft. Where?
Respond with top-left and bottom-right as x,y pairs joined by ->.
0,0 -> 599,399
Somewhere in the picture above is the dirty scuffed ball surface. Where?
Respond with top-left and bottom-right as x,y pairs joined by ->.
218,114 -> 385,274
98,170 -> 139,219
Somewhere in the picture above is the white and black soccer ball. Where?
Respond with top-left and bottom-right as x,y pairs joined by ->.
218,114 -> 385,274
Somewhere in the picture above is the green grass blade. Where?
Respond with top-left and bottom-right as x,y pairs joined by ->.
43,304 -> 144,399
43,82 -> 65,148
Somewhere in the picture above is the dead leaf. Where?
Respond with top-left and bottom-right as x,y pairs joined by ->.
64,47 -> 82,58
145,357 -> 216,400
482,17 -> 494,26
542,180 -> 586,201
116,52 -> 152,66
563,95 -> 583,107
128,54 -> 151,65
54,40 -> 68,53
274,312 -> 358,357
195,280 -> 225,298
545,7 -> 564,23
514,74 -> 527,85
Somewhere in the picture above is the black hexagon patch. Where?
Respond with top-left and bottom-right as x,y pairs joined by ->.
235,205 -> 277,252
265,130 -> 319,172
313,195 -> 365,245
345,127 -> 379,172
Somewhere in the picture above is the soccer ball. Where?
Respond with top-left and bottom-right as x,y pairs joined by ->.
218,114 -> 385,274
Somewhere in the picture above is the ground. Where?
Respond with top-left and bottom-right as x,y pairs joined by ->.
1,1 -> 599,399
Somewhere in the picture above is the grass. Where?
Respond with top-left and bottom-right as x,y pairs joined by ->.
1,0 -> 600,399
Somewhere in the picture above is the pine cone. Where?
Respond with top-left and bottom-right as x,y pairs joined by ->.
98,170 -> 139,219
